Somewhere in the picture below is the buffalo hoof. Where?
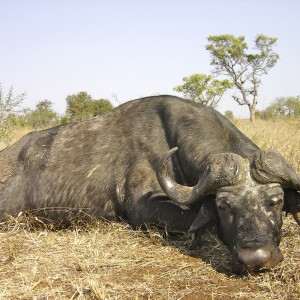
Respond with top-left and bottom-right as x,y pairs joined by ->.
189,232 -> 202,250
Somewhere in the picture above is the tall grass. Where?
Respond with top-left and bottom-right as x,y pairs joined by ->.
234,119 -> 300,172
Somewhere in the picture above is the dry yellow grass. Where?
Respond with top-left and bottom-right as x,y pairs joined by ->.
234,119 -> 300,172
0,127 -> 35,151
0,119 -> 299,299
0,216 -> 299,299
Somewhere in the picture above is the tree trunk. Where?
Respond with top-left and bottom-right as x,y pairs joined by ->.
249,104 -> 256,122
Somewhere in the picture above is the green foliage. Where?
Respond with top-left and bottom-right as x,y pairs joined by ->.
206,35 -> 248,65
224,110 -> 234,120
60,116 -> 69,125
27,100 -> 59,128
66,91 -> 113,122
174,73 -> 233,107
260,96 -> 300,119
66,92 -> 93,122
0,84 -> 25,144
91,99 -> 113,116
206,34 -> 279,121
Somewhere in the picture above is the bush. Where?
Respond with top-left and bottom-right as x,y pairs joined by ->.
260,96 -> 300,119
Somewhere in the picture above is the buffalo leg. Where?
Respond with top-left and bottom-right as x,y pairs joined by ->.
129,191 -> 201,232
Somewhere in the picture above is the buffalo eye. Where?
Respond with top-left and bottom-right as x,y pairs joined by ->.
270,197 -> 284,207
217,199 -> 233,213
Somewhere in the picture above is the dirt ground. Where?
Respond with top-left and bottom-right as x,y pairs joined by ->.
0,214 -> 299,300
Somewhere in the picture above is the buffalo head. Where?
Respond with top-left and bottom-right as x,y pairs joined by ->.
156,148 -> 300,273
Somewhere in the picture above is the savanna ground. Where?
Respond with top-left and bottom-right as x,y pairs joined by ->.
0,119 -> 299,299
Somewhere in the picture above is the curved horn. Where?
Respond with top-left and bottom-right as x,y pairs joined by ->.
156,147 -> 195,207
251,149 -> 300,190
156,147 -> 246,207
251,149 -> 300,226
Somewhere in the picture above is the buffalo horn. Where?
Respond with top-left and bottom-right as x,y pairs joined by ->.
156,147 -> 196,207
156,148 -> 245,207
251,149 -> 300,190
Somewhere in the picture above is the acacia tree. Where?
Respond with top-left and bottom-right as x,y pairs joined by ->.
206,34 -> 279,121
174,73 -> 233,108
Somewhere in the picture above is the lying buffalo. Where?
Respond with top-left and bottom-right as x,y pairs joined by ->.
0,95 -> 299,273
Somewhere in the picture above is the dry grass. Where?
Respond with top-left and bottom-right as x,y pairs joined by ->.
234,119 -> 300,172
0,217 -> 299,299
0,127 -> 34,150
0,119 -> 300,299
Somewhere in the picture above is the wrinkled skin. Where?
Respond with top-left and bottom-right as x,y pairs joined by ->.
215,159 -> 285,273
158,149 -> 300,273
216,182 -> 284,273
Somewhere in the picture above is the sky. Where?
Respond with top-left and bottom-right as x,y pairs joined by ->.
1,0 -> 300,118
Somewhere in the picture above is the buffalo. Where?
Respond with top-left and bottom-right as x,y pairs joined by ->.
0,95 -> 299,273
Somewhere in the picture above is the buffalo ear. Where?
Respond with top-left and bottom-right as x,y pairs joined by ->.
283,189 -> 300,226
189,201 -> 214,233
188,198 -> 217,249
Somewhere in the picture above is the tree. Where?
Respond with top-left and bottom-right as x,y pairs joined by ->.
91,99 -> 113,116
28,100 -> 59,128
206,34 -> 279,121
262,96 -> 300,118
0,84 -> 25,144
174,73 -> 233,108
66,92 -> 93,122
224,110 -> 234,120
66,92 -> 113,122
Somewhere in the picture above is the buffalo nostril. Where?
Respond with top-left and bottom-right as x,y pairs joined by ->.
237,248 -> 272,270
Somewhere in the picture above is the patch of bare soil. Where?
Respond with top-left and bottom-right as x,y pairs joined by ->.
0,215 -> 299,299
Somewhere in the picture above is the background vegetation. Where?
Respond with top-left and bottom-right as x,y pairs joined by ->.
175,34 -> 280,121
65,92 -> 113,122
1,83 -> 299,150
0,86 -> 114,148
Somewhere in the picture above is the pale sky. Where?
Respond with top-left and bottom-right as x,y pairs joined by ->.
1,0 -> 300,118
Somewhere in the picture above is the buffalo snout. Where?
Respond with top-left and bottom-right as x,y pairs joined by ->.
234,246 -> 283,273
